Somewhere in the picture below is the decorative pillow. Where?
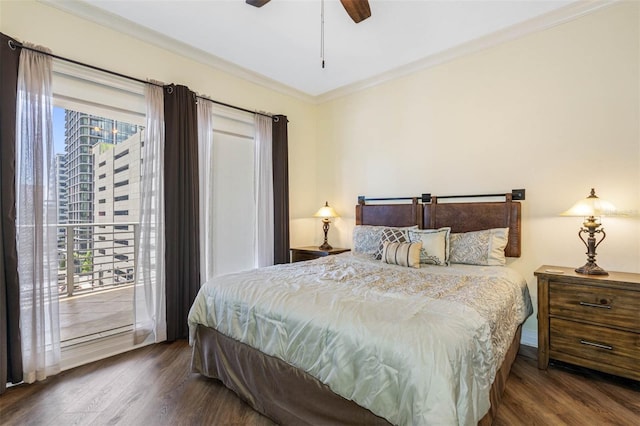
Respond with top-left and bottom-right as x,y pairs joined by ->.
374,227 -> 411,260
352,225 -> 417,256
408,228 -> 450,266
381,241 -> 422,268
449,228 -> 509,266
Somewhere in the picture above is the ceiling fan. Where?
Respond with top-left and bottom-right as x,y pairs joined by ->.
246,0 -> 371,23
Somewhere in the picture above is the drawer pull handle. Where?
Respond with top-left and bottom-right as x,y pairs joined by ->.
580,340 -> 613,351
579,301 -> 611,309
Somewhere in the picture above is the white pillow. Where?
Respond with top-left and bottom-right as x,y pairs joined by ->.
408,228 -> 450,266
449,228 -> 509,266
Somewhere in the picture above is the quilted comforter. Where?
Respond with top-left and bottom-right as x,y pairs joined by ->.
188,253 -> 532,425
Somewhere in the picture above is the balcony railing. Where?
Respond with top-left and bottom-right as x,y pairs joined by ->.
57,222 -> 138,297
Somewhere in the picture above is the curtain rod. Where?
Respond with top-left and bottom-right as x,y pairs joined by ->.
8,40 -> 273,119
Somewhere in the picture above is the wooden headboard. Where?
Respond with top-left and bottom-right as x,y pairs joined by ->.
356,190 -> 524,257
355,197 -> 423,228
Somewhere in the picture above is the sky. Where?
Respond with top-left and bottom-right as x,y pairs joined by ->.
53,106 -> 65,155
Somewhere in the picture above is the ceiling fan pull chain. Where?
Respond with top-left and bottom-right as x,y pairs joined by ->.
320,0 -> 325,69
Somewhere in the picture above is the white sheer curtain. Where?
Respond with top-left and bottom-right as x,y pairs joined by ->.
15,44 -> 60,383
197,99 -> 215,283
254,115 -> 274,267
134,82 -> 166,343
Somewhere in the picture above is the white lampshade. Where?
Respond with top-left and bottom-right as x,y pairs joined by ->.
561,188 -> 616,217
314,201 -> 339,219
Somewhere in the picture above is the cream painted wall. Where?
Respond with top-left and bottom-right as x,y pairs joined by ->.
0,0 -> 318,248
316,2 -> 640,345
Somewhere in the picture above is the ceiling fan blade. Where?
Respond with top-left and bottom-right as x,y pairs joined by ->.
339,0 -> 371,23
246,0 -> 271,7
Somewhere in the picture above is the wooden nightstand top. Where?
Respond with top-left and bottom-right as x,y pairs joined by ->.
290,246 -> 350,263
291,246 -> 350,256
535,265 -> 640,288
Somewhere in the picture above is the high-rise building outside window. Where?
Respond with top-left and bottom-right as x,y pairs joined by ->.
63,110 -> 141,254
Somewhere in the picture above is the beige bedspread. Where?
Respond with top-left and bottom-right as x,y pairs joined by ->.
188,253 -> 532,425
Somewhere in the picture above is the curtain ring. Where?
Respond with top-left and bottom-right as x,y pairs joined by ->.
273,116 -> 280,122
8,39 -> 17,50
166,85 -> 174,94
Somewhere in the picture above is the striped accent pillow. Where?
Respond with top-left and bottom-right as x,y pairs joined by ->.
381,241 -> 422,268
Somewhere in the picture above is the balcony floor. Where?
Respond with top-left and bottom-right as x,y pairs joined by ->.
59,284 -> 133,347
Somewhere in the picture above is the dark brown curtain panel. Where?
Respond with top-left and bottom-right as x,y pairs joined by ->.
163,85 -> 200,341
0,32 -> 23,393
272,115 -> 290,265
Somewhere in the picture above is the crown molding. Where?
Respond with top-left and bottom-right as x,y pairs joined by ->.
38,0 -> 315,104
316,0 -> 618,103
40,0 -> 616,106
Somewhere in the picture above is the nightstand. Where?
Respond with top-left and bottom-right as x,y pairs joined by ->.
535,265 -> 640,381
290,246 -> 350,263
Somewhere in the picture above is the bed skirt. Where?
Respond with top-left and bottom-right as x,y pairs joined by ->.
191,324 -> 522,425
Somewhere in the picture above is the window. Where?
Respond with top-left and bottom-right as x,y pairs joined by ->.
114,240 -> 129,246
114,149 -> 129,160
114,195 -> 128,202
54,62 -> 144,327
114,179 -> 128,188
114,164 -> 129,174
114,225 -> 129,230
114,254 -> 128,261
114,210 -> 128,216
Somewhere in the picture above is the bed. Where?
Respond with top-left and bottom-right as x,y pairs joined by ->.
188,191 -> 533,425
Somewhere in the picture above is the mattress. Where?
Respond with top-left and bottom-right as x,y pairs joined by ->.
188,253 -> 533,425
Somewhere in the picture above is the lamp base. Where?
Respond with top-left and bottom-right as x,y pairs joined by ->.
319,242 -> 333,251
575,262 -> 608,276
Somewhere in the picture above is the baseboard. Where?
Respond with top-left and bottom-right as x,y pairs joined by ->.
521,327 -> 538,348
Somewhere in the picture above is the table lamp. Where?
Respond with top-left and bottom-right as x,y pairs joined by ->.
561,188 -> 617,275
314,201 -> 339,250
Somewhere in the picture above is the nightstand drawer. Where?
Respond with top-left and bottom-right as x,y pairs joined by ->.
292,251 -> 321,262
550,318 -> 640,373
549,281 -> 640,331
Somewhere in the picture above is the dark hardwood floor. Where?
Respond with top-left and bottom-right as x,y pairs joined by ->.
1,342 -> 638,425
494,346 -> 639,425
